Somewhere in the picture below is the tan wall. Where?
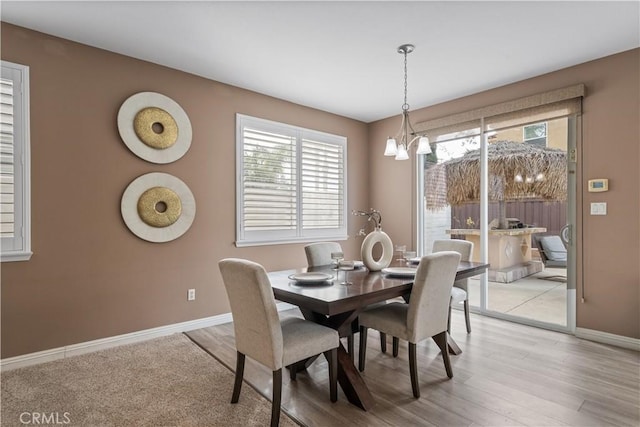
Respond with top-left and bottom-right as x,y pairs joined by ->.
0,24 -> 369,358
370,48 -> 640,339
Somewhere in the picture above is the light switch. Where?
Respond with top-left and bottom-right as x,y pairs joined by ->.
590,202 -> 607,215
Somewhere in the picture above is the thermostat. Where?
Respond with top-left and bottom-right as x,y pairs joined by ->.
588,178 -> 608,192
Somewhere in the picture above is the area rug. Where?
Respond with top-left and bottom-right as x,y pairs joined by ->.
1,334 -> 298,427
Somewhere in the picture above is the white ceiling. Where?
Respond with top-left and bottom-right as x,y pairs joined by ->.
2,1 -> 639,123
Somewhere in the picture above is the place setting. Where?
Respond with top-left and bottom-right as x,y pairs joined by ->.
286,252 -> 365,287
381,249 -> 419,277
287,271 -> 335,287
331,251 -> 365,285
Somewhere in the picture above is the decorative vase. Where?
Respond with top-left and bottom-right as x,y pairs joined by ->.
361,227 -> 393,271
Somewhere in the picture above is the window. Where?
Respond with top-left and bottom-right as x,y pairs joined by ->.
236,114 -> 347,246
1,61 -> 31,262
523,122 -> 547,146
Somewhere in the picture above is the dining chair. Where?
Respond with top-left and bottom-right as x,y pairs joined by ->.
433,239 -> 474,334
304,242 -> 388,359
219,258 -> 339,427
358,251 -> 461,398
304,241 -> 342,267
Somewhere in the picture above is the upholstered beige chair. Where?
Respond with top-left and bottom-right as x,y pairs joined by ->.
304,242 -> 388,358
219,258 -> 339,427
433,239 -> 474,333
358,251 -> 461,398
304,241 -> 343,267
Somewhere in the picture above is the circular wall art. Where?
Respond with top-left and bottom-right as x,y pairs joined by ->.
121,172 -> 196,243
117,92 -> 192,164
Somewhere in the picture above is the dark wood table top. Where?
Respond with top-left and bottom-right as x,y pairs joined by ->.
269,261 -> 489,316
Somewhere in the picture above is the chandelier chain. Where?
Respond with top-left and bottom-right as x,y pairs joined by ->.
402,50 -> 409,112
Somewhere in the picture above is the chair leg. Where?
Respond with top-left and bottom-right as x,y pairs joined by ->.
432,331 -> 453,379
447,303 -> 452,334
231,351 -> 245,403
348,334 -> 354,362
324,348 -> 338,402
464,300 -> 472,333
392,337 -> 399,357
380,332 -> 387,353
289,364 -> 296,381
358,326 -> 368,372
409,342 -> 420,398
270,369 -> 282,427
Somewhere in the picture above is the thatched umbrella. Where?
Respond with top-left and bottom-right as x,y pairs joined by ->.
425,141 -> 567,229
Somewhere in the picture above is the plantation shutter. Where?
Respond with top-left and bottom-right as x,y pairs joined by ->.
301,137 -> 344,230
236,115 -> 347,246
1,61 -> 31,261
0,77 -> 15,238
241,126 -> 297,232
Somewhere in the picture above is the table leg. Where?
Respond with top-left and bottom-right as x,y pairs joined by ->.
299,308 -> 376,410
447,332 -> 462,355
336,341 -> 375,410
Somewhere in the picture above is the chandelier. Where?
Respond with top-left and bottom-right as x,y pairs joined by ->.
383,44 -> 431,160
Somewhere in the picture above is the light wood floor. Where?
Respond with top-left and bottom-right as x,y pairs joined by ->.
187,309 -> 640,427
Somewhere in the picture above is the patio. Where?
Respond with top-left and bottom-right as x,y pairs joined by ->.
466,266 -> 567,326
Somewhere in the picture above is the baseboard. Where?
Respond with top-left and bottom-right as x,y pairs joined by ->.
0,303 -> 297,371
575,327 -> 640,351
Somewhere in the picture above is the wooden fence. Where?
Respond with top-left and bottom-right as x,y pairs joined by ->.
451,200 -> 567,236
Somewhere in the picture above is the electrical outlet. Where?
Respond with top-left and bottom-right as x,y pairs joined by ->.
187,289 -> 196,301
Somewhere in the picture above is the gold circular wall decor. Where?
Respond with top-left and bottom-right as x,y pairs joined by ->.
121,173 -> 196,243
137,186 -> 182,227
133,107 -> 178,149
117,92 -> 192,164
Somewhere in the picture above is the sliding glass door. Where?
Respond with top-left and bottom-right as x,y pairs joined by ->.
418,113 -> 577,333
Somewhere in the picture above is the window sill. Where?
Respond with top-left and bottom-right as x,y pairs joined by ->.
236,235 -> 348,248
1,251 -> 33,262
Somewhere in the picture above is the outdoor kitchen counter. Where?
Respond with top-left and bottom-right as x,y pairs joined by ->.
446,227 -> 547,271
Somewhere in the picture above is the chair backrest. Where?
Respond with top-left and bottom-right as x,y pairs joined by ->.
433,239 -> 473,291
218,258 -> 283,370
304,242 -> 342,267
407,251 -> 461,342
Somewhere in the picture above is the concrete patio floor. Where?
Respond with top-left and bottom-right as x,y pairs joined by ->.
466,267 -> 568,326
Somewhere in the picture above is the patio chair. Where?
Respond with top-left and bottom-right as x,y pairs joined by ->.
219,258 -> 339,427
532,234 -> 567,283
533,234 -> 567,269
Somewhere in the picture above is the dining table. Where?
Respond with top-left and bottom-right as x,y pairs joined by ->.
268,259 -> 489,411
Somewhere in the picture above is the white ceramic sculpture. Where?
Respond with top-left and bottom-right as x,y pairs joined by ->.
353,209 -> 393,271
361,228 -> 393,271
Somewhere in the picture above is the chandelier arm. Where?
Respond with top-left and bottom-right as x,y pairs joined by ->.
407,134 -> 423,149
392,111 -> 408,141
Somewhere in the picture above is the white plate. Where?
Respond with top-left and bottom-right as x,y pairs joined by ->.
288,272 -> 333,283
353,260 -> 365,268
381,267 -> 417,277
